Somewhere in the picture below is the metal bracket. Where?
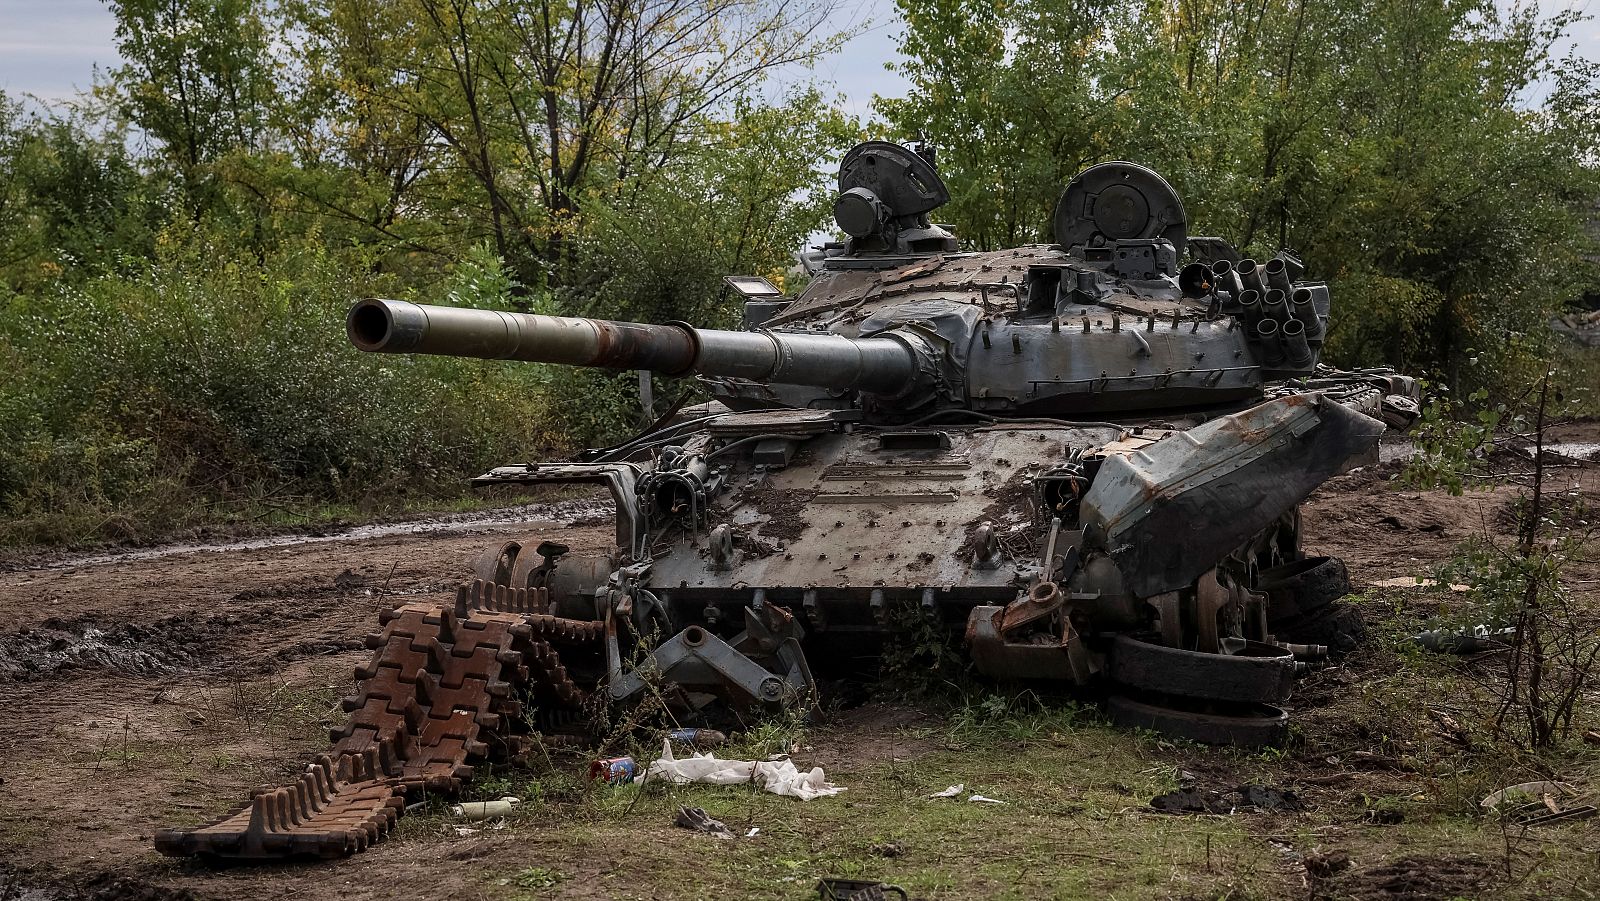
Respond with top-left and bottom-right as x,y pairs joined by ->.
473,463 -> 647,560
608,607 -> 815,709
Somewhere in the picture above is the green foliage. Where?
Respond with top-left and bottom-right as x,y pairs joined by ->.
883,0 -> 1600,395
1431,536 -> 1551,629
108,0 -> 277,210
4,0 -> 1597,548
0,1 -> 854,546
943,688 -> 1091,743
259,0 -> 853,289
533,89 -> 860,446
1399,371 -> 1598,748
878,604 -> 971,696
0,98 -> 164,290
1403,387 -> 1501,496
0,228 -> 559,545
507,866 -> 565,889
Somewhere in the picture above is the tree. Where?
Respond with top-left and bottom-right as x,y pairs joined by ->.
0,94 -> 159,290
276,0 -> 853,290
881,0 -> 1600,393
107,0 -> 278,209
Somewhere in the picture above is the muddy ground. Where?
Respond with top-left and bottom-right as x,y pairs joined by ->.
2,431 -> 1599,900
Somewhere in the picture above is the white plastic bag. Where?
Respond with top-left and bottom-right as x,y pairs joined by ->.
641,739 -> 845,800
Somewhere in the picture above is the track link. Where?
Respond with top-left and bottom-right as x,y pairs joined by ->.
156,581 -> 603,861
154,742 -> 407,859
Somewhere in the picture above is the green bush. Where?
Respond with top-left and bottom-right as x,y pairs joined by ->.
0,229 -> 562,545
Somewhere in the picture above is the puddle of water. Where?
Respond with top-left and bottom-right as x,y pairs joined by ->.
1377,440 -> 1598,465
1546,441 -> 1600,459
14,497 -> 615,573
0,624 -> 187,680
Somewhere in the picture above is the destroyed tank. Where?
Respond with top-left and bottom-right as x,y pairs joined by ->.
155,141 -> 1416,861
346,141 -> 1416,744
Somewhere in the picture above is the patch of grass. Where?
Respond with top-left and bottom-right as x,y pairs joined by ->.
409,633 -> 1600,900
517,721 -> 1282,899
183,676 -> 346,745
0,812 -> 49,856
942,686 -> 1096,744
479,865 -> 571,899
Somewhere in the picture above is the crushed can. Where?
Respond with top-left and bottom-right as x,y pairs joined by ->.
588,755 -> 636,784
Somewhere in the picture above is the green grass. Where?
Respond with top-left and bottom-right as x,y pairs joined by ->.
448,722 -> 1279,900
364,582 -> 1600,900
374,682 -> 1597,900
21,563 -> 1593,898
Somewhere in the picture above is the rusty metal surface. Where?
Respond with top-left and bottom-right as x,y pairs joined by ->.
157,585 -> 602,861
154,743 -> 407,859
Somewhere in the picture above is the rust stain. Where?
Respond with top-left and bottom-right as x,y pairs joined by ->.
590,320 -> 696,373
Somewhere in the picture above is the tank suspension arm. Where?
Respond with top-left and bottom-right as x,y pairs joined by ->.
349,299 -> 920,396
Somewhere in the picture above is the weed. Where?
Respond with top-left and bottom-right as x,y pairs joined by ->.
508,867 -> 565,889
485,865 -> 568,898
944,685 -> 1091,744
877,603 -> 971,697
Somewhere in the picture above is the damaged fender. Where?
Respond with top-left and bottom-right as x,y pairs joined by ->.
1080,395 -> 1384,598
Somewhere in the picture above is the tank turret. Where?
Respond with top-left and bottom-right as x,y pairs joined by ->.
351,149 -> 1370,421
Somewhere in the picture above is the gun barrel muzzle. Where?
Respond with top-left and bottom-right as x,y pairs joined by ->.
1255,317 -> 1285,366
1264,257 -> 1294,295
1237,258 -> 1267,294
1282,318 -> 1312,365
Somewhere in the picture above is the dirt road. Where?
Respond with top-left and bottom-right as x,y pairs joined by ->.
2,438 -> 1597,900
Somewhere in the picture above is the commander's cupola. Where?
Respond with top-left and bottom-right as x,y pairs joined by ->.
832,141 -> 959,256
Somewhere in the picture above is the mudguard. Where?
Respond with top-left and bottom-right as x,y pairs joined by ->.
1080,394 -> 1384,597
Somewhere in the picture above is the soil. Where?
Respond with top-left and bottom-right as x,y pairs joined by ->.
751,489 -> 815,542
1311,855 -> 1496,901
0,499 -> 616,901
2,424 -> 1598,899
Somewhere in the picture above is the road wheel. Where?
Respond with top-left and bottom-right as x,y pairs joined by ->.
1107,694 -> 1290,747
473,540 -> 524,586
1109,634 -> 1295,704
1259,556 -> 1350,621
1273,602 -> 1367,657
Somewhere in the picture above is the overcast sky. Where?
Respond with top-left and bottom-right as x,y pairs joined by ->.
0,0 -> 912,114
0,0 -> 1591,115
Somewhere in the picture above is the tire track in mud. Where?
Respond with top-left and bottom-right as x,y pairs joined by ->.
0,496 -> 614,574
0,496 -> 620,681
2,571 -> 396,681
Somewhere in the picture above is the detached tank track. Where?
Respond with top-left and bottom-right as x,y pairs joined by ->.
155,580 -> 601,861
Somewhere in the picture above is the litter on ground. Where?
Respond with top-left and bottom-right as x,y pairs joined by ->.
643,739 -> 845,800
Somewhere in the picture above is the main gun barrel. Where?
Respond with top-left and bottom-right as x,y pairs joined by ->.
348,299 -> 920,396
